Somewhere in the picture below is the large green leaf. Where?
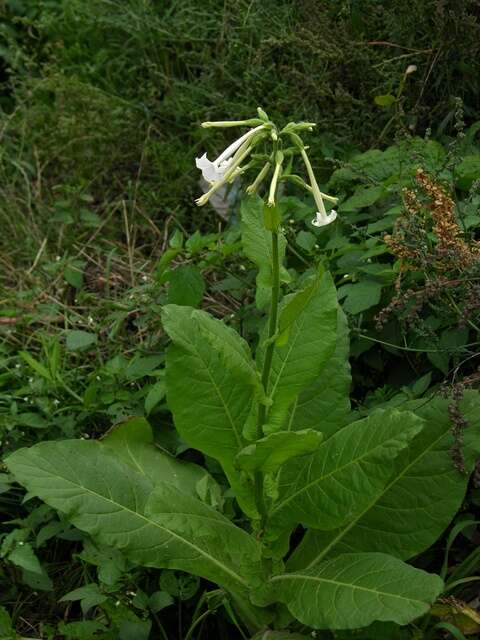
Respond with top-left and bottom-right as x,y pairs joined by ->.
5,440 -> 259,594
257,553 -> 443,630
162,304 -> 258,515
288,392 -> 480,570
259,272 -> 338,432
101,417 -> 209,497
235,429 -> 323,474
286,308 -> 351,438
267,409 -> 424,537
145,484 -> 263,586
241,195 -> 287,309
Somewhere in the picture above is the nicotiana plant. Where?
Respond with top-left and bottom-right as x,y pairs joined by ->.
5,110 -> 480,638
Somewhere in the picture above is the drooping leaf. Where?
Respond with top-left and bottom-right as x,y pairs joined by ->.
267,409 -> 424,538
287,308 -> 351,438
241,195 -> 287,309
288,392 -> 480,570
145,484 -> 264,587
259,271 -> 338,432
102,417 -> 209,497
5,440 -> 258,594
235,429 -> 323,474
257,553 -> 443,630
162,305 -> 258,515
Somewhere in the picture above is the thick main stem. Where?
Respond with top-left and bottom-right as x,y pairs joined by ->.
254,229 -> 280,526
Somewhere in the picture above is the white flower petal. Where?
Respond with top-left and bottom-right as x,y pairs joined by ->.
195,153 -> 225,183
311,209 -> 337,227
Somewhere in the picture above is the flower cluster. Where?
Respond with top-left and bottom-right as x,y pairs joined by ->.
195,108 -> 338,228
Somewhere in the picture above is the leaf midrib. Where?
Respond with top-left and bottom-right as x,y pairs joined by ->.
268,290 -> 316,401
175,339 -> 245,451
303,428 -> 449,569
270,572 -> 427,605
270,426 -> 412,518
19,458 -> 248,589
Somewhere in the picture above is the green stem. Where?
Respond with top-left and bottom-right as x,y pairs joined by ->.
254,230 -> 281,526
57,376 -> 84,403
184,610 -> 211,640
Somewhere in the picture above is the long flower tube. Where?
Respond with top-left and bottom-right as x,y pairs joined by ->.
280,174 -> 339,203
246,162 -> 271,195
195,139 -> 256,206
267,151 -> 284,206
299,146 -> 337,227
196,125 -> 265,184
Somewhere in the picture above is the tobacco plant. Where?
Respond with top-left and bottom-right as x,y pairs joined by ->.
5,111 -> 480,638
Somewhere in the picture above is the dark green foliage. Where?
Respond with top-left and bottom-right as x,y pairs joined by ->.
2,2 -> 480,638
2,0 -> 480,251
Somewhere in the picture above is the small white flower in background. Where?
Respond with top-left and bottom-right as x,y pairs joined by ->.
405,64 -> 417,75
312,208 -> 337,228
196,124 -> 265,185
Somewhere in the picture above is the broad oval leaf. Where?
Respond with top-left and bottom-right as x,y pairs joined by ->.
259,271 -> 338,432
162,304 -> 258,515
267,409 -> 424,537
5,440 -> 259,594
145,484 -> 263,586
287,308 -> 351,437
101,417 -> 210,497
288,391 -> 480,570
257,553 -> 443,630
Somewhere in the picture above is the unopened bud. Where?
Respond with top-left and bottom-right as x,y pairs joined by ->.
201,118 -> 264,128
405,65 -> 417,75
257,107 -> 269,121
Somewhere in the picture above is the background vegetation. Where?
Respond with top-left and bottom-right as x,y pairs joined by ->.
1,0 -> 480,638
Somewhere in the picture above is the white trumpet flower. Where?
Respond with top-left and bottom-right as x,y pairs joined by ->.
196,125 -> 265,184
312,209 -> 337,227
298,146 -> 338,229
195,139 -> 254,206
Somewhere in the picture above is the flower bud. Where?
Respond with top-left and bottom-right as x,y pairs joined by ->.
257,106 -> 270,121
201,118 -> 264,128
